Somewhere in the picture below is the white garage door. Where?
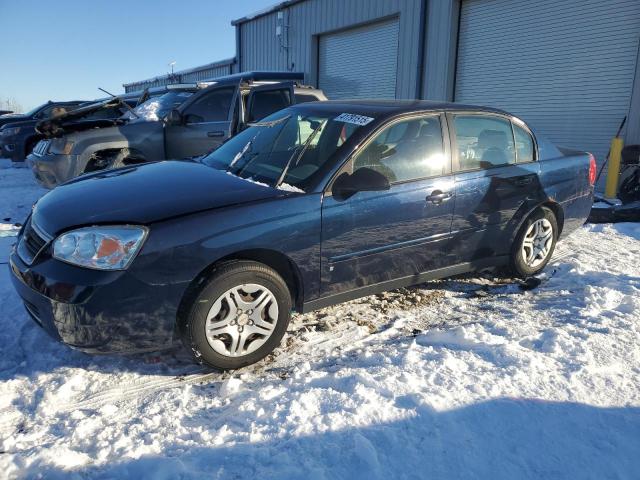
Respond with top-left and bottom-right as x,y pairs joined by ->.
455,0 -> 640,170
319,18 -> 399,99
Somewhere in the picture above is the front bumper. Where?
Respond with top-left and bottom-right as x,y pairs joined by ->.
0,136 -> 19,162
27,152 -> 78,189
8,245 -> 189,354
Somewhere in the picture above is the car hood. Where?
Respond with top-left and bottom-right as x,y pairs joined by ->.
36,98 -> 124,138
0,119 -> 36,130
0,115 -> 29,127
32,160 -> 283,235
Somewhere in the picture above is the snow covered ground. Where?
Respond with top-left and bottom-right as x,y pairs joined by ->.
1,162 -> 639,479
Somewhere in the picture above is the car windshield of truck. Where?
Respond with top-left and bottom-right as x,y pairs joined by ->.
121,91 -> 193,122
202,108 -> 368,190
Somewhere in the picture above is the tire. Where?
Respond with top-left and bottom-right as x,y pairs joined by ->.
510,207 -> 558,278
182,261 -> 292,370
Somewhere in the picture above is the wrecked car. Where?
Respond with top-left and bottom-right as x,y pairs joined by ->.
9,100 -> 595,370
27,72 -> 326,188
0,94 -> 144,163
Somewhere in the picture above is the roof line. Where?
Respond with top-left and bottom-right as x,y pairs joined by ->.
231,0 -> 307,25
123,57 -> 236,88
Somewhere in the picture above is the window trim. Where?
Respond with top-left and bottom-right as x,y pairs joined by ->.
325,112 -> 452,195
447,111 -> 538,174
510,116 -> 537,164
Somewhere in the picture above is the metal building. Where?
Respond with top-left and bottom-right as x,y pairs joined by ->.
125,0 -> 640,168
122,57 -> 236,93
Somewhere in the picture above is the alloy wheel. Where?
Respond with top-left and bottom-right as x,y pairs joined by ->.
521,218 -> 554,268
204,283 -> 279,357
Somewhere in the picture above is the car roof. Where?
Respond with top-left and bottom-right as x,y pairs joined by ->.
291,99 -> 512,118
212,71 -> 304,86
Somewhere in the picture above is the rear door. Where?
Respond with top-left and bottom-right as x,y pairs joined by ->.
320,114 -> 455,297
165,86 -> 237,159
245,83 -> 295,124
448,113 -> 543,262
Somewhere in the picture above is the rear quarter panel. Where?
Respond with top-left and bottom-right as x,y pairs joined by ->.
538,151 -> 593,238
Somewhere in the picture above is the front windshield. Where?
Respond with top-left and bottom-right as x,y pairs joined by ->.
121,91 -> 193,122
202,108 -> 365,190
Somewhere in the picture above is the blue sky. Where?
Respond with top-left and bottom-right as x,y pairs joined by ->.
0,0 -> 277,111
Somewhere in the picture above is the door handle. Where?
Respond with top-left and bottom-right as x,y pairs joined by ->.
514,177 -> 533,186
207,131 -> 225,138
426,190 -> 453,204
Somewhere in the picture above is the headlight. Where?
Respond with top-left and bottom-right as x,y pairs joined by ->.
1,127 -> 19,136
49,138 -> 74,155
53,226 -> 148,270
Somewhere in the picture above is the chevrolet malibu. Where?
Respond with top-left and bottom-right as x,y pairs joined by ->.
9,101 -> 595,369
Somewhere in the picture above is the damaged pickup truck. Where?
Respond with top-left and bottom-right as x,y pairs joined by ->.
27,72 -> 326,188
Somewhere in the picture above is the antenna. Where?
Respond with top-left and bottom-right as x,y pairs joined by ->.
168,61 -> 176,75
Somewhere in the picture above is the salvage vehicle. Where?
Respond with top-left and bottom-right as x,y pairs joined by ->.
9,100 -> 595,369
27,71 -> 326,188
0,94 -> 143,162
0,100 -> 86,130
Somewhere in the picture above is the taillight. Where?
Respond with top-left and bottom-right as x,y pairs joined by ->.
588,153 -> 596,186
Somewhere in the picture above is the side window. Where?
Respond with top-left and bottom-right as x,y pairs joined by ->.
248,88 -> 292,122
453,115 -> 516,170
513,123 -> 535,163
353,116 -> 446,183
184,87 -> 234,123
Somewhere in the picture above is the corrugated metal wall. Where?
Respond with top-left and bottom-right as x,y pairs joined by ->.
318,18 -> 399,98
455,0 -> 640,170
237,0 -> 424,99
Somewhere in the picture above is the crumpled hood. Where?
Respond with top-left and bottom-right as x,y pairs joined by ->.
36,99 -> 124,138
32,160 -> 283,235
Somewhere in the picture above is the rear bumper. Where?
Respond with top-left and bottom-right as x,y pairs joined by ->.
8,245 -> 189,354
559,189 -> 594,238
27,152 -> 78,189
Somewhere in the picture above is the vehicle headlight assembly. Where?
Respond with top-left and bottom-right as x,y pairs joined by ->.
53,226 -> 148,270
1,127 -> 19,136
49,138 -> 75,155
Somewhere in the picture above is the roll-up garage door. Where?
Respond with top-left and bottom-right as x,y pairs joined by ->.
455,0 -> 640,170
319,18 -> 399,99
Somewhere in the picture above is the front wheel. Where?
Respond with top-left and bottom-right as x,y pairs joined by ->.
182,261 -> 292,370
510,207 -> 558,278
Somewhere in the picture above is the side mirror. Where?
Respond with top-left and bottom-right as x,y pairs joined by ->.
332,167 -> 390,200
165,109 -> 183,126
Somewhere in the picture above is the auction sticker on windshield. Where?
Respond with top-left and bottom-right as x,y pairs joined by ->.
334,113 -> 375,126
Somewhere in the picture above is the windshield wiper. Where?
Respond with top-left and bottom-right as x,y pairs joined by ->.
99,86 -> 139,119
274,119 -> 325,188
247,114 -> 291,128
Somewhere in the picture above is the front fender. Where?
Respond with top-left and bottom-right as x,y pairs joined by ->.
130,194 -> 323,304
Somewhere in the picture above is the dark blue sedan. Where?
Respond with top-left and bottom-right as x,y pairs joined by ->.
9,100 -> 595,369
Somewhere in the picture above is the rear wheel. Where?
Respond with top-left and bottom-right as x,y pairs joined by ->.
182,261 -> 292,370
510,207 -> 558,278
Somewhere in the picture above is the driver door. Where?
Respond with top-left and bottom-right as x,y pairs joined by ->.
320,114 -> 455,297
165,86 -> 237,159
